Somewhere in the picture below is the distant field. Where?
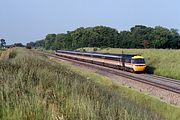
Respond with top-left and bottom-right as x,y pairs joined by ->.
82,48 -> 180,80
1,48 -> 180,120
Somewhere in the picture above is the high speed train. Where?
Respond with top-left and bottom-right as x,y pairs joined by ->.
55,50 -> 146,72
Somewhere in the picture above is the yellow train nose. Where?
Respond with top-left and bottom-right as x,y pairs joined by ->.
133,65 -> 146,72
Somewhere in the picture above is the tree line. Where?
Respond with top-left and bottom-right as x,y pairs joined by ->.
28,25 -> 180,50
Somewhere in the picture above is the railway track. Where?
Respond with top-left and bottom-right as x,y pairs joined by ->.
42,52 -> 180,94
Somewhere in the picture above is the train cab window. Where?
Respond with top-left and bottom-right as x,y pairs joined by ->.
131,58 -> 145,64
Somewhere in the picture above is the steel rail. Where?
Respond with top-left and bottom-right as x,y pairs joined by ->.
141,74 -> 180,85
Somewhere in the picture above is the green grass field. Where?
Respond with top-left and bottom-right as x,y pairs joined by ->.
82,47 -> 180,80
0,48 -> 180,120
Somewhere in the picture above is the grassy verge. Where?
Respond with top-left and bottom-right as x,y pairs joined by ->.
0,49 -> 6,57
35,48 -> 54,54
0,48 -> 179,120
81,47 -> 180,80
53,57 -> 180,120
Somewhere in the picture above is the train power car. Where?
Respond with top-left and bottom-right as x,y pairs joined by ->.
55,50 -> 146,72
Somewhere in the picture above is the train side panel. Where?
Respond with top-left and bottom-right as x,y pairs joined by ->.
55,51 -> 146,72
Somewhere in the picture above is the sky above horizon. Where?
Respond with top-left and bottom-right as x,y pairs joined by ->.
0,0 -> 180,45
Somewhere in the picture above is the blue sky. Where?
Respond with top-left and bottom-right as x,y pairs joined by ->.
0,0 -> 180,45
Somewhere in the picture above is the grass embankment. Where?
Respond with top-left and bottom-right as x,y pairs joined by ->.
82,48 -> 180,80
0,48 -> 179,120
0,49 -> 6,57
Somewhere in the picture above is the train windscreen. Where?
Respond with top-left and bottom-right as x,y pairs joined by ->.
131,58 -> 145,64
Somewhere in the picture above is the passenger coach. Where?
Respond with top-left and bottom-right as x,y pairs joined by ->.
55,50 -> 146,72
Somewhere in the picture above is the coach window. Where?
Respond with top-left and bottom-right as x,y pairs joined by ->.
106,57 -> 112,60
84,54 -> 91,57
93,55 -> 98,58
125,59 -> 131,63
116,57 -> 119,61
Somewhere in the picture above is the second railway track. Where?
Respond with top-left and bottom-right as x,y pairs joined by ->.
42,52 -> 180,94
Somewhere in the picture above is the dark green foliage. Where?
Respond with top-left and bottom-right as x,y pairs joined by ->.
34,39 -> 45,48
0,39 -> 6,48
26,42 -> 34,48
93,47 -> 98,51
45,34 -> 57,50
26,45 -> 32,49
13,43 -> 24,47
33,25 -> 180,50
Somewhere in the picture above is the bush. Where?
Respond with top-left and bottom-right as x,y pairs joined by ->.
26,45 -> 32,49
93,47 -> 98,51
79,48 -> 86,52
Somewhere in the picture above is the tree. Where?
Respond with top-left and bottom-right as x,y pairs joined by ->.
14,43 -> 24,47
0,39 -> 6,48
32,25 -> 180,50
130,25 -> 153,48
45,34 -> 56,50
143,40 -> 150,48
55,34 -> 67,50
34,39 -> 45,48
26,45 -> 32,49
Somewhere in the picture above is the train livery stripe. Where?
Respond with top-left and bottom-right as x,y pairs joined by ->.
57,53 -> 124,66
125,63 -> 133,68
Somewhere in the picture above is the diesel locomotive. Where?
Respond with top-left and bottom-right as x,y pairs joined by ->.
55,50 -> 146,72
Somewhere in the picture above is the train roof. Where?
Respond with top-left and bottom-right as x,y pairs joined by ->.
56,50 -> 138,58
